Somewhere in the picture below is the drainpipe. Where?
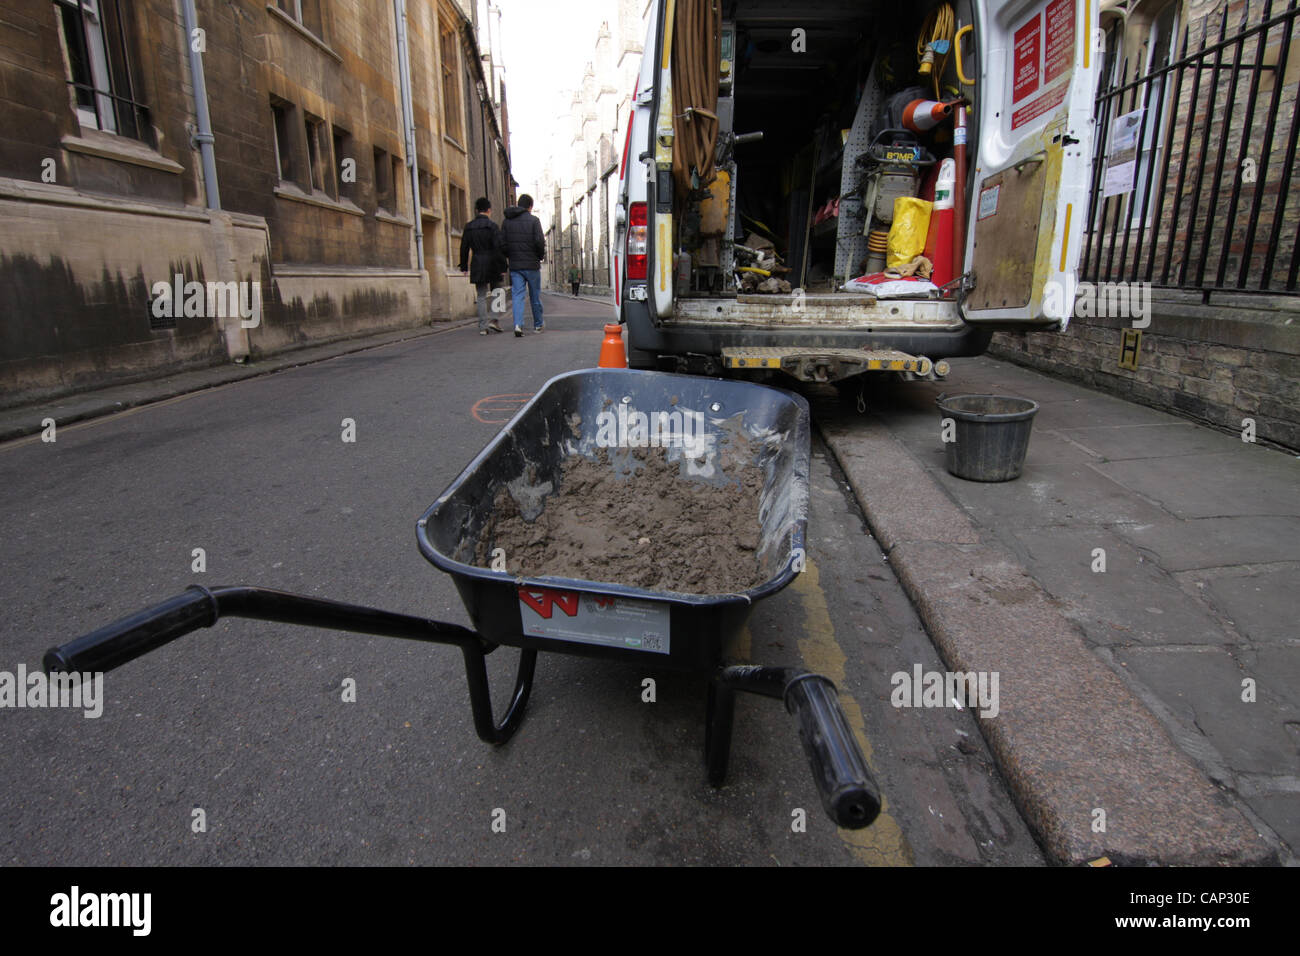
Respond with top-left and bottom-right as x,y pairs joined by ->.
393,0 -> 424,268
181,0 -> 220,209
480,83 -> 490,205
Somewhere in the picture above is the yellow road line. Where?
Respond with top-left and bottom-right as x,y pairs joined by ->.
793,558 -> 913,866
732,625 -> 752,662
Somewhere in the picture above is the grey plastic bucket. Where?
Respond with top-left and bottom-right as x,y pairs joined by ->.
936,394 -> 1040,482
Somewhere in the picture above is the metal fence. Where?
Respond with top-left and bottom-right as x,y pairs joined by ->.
1083,0 -> 1300,296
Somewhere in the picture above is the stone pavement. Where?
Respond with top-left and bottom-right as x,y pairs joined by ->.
0,322 -> 468,442
818,356 -> 1297,865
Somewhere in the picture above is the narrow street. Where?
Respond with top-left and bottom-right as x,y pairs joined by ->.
0,294 -> 1040,865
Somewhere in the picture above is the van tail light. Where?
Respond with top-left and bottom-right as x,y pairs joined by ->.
626,202 -> 648,280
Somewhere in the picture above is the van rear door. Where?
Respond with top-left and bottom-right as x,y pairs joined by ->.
961,0 -> 1099,330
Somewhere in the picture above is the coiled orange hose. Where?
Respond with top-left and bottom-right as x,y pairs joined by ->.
671,0 -> 721,195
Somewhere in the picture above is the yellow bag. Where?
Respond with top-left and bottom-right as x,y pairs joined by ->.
886,197 -> 933,269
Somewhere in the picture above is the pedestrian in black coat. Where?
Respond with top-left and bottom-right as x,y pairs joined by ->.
459,197 -> 506,333
502,194 -> 547,334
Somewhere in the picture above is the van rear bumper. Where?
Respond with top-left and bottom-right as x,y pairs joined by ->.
621,300 -> 992,361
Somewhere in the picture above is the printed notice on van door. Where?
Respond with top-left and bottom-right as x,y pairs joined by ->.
1010,0 -> 1076,131
1012,15 -> 1042,103
519,587 -> 671,654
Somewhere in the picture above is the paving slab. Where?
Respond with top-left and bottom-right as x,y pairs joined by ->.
931,460 -> 1173,529
1243,792 -> 1300,853
1252,645 -> 1300,715
1094,451 -> 1300,519
1116,516 -> 1300,571
1056,422 -> 1249,461
1030,396 -> 1186,430
1180,565 -> 1300,645
1005,525 -> 1232,647
1112,645 -> 1298,777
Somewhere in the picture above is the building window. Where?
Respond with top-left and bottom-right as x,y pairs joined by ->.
446,183 -> 467,267
271,98 -> 295,182
374,147 -> 395,214
447,183 -> 467,231
276,0 -> 324,38
304,112 -> 330,196
333,126 -> 356,202
440,21 -> 463,142
1097,16 -> 1123,98
419,168 -> 438,215
1130,0 -> 1180,227
54,0 -> 150,143
391,154 -> 404,213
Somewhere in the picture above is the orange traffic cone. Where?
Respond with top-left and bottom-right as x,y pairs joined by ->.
598,324 -> 627,368
901,98 -> 958,134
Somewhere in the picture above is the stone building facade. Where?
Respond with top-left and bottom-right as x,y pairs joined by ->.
992,0 -> 1300,449
537,0 -> 648,298
461,0 -> 514,218
0,0 -> 511,407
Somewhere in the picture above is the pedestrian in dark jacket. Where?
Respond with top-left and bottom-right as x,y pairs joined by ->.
459,197 -> 506,334
501,194 -> 546,336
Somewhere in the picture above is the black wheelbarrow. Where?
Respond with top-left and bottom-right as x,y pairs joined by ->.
45,369 -> 881,830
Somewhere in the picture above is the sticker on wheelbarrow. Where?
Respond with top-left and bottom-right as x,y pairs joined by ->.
518,587 -> 670,654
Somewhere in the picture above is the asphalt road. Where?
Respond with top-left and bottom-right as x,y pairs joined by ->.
0,293 -> 1042,865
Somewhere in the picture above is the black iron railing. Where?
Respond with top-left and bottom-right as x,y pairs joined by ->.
1083,0 -> 1300,296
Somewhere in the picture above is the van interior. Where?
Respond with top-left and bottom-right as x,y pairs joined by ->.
675,0 -> 976,298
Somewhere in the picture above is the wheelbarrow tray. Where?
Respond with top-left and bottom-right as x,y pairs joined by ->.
416,368 -> 810,672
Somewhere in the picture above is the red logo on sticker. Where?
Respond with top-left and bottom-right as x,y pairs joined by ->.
519,588 -> 580,619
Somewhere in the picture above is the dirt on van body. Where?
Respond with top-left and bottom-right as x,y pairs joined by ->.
475,447 -> 767,594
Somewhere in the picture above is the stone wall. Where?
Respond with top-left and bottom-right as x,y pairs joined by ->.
0,180 -> 264,405
990,295 -> 1300,450
0,0 -> 496,406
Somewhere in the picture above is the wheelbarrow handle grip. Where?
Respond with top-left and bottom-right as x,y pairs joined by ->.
45,586 -> 217,674
784,675 -> 882,830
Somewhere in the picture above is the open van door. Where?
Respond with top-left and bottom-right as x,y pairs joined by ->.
961,0 -> 1099,330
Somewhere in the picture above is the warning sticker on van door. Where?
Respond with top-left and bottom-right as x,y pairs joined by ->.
518,587 -> 671,654
977,184 -> 1001,220
1010,0 -> 1076,131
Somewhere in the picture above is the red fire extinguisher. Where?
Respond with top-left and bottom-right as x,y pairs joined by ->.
925,158 -> 956,288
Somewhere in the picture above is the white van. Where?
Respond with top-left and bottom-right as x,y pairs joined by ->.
613,0 -> 1098,384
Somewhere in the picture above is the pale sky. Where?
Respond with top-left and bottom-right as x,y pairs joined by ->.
495,0 -> 619,194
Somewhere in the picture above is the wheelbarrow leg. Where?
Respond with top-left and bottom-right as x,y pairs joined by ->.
704,679 -> 738,787
461,643 -> 537,745
704,664 -> 882,828
706,665 -> 783,787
